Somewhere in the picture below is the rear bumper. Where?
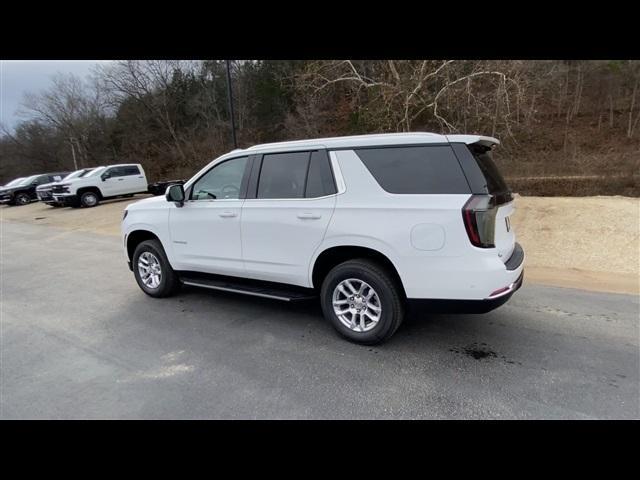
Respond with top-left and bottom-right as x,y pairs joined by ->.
409,270 -> 524,314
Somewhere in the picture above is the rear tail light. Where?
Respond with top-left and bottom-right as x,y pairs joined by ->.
462,195 -> 498,248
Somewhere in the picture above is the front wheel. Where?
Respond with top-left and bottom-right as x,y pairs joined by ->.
14,193 -> 31,206
320,259 -> 405,345
80,191 -> 100,207
132,239 -> 181,298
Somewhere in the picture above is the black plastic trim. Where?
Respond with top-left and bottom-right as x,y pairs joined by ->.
408,271 -> 524,314
504,242 -> 524,271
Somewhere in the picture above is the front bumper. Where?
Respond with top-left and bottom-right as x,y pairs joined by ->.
37,191 -> 54,202
52,194 -> 79,206
0,193 -> 14,203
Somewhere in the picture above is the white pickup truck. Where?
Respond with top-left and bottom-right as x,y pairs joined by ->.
52,163 -> 148,207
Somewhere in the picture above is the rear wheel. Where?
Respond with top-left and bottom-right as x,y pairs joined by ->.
320,259 -> 405,345
132,239 -> 181,298
80,191 -> 100,207
14,193 -> 31,206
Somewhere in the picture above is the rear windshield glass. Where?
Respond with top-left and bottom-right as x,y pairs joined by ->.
468,145 -> 510,194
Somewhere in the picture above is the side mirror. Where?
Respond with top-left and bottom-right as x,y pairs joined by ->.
101,172 -> 110,181
166,183 -> 185,206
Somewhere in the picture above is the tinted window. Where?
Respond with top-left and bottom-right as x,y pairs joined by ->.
305,150 -> 337,198
258,152 -> 310,199
467,145 -> 510,194
121,166 -> 141,176
355,146 -> 470,194
105,167 -> 124,177
191,156 -> 248,200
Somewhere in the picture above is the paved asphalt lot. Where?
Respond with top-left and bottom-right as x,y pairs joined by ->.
1,220 -> 638,419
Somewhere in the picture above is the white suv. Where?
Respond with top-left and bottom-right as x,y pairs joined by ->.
122,133 -> 524,344
52,163 -> 148,208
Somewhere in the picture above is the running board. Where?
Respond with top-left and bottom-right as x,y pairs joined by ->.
178,272 -> 317,302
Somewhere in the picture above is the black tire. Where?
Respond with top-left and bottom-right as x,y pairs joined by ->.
320,259 -> 405,345
132,239 -> 181,298
14,193 -> 31,206
80,191 -> 100,207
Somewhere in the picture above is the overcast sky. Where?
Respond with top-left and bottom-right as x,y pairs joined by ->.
0,60 -> 111,131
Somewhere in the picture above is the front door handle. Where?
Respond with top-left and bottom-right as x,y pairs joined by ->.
219,211 -> 237,218
118,178 -> 124,181
297,213 -> 321,220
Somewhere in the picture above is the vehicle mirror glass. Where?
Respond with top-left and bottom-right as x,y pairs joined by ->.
166,184 -> 185,206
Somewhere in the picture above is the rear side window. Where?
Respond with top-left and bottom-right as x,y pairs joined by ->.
467,145 -> 509,194
258,152 -> 310,199
122,166 -> 141,176
305,150 -> 337,198
355,146 -> 470,194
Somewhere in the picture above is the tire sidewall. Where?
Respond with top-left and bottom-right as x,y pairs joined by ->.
321,263 -> 399,344
15,193 -> 30,205
132,240 -> 175,297
80,191 -> 99,207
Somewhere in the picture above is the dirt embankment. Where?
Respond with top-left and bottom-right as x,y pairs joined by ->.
2,194 -> 638,295
510,195 -> 639,295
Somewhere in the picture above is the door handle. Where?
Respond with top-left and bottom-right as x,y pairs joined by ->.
219,211 -> 237,218
118,178 -> 124,181
297,213 -> 321,220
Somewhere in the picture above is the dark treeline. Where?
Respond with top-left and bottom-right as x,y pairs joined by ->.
1,60 -> 638,195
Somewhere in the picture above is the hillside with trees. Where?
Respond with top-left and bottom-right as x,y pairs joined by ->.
1,60 -> 638,195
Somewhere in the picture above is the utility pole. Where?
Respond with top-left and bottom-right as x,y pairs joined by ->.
69,137 -> 78,170
225,60 -> 238,149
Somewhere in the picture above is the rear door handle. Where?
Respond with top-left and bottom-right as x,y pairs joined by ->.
297,213 -> 321,220
219,211 -> 237,218
118,178 -> 124,181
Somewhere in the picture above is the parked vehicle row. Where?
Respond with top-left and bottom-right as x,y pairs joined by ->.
2,164 -> 153,208
0,172 -> 69,205
122,132 -> 525,345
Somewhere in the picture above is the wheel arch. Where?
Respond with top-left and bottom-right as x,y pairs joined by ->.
311,245 -> 406,298
126,229 -> 162,262
77,186 -> 103,199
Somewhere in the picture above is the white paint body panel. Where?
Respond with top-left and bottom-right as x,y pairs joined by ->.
168,199 -> 245,276
122,133 -> 523,301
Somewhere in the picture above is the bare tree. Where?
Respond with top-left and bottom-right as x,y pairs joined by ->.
296,60 -> 523,136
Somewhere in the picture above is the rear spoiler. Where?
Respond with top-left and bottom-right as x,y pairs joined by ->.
446,135 -> 500,148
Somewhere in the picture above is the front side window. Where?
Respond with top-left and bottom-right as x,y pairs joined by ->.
191,156 -> 248,200
105,167 -> 124,178
257,152 -> 310,199
355,145 -> 471,194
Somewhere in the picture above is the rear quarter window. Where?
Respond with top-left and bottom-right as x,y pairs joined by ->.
354,145 -> 471,194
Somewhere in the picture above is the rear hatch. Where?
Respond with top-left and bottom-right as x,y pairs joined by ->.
452,140 -> 516,262
469,144 -> 515,261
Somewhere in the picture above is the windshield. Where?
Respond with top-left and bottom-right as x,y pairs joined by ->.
83,167 -> 105,178
4,177 -> 25,187
63,168 -> 94,181
17,175 -> 39,186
